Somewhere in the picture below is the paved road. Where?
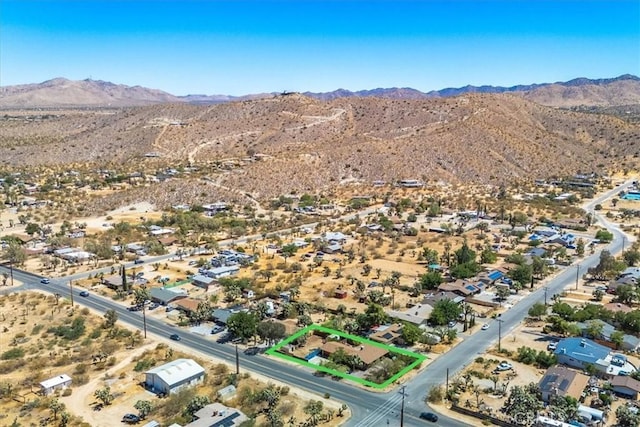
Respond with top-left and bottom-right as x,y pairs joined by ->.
1,179 -> 635,427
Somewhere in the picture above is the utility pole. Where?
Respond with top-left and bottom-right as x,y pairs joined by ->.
544,287 -> 548,306
9,260 -> 13,286
399,386 -> 407,427
446,368 -> 449,398
497,316 -> 504,351
142,301 -> 147,339
575,264 -> 580,290
235,343 -> 240,375
69,280 -> 74,307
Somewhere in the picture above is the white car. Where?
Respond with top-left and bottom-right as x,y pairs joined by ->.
496,362 -> 513,371
481,323 -> 489,330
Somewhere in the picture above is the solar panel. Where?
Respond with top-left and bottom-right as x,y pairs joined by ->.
211,412 -> 241,427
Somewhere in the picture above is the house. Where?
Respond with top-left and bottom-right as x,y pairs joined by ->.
526,247 -> 547,258
324,243 -> 343,254
478,270 -> 504,285
320,341 -> 388,369
323,232 -> 347,244
191,274 -> 216,289
369,324 -> 403,345
554,338 -> 610,372
387,303 -> 434,326
145,359 -> 205,395
554,337 -> 636,375
173,298 -> 202,314
575,321 -> 640,352
212,308 -> 235,325
538,366 -> 589,402
150,288 -> 187,306
610,376 -> 640,399
242,289 -> 255,299
185,403 -> 248,427
203,265 -> 240,279
39,374 -> 72,395
437,281 -> 482,297
102,275 -> 125,289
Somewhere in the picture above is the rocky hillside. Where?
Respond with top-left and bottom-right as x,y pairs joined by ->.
0,78 -> 182,108
1,94 -> 638,199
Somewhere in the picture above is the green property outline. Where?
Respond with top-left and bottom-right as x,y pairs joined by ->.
265,324 -> 426,389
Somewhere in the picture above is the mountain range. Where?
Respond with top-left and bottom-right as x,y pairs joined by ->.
1,74 -> 639,109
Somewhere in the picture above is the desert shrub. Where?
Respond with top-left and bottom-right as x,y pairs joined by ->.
1,347 -> 25,360
134,358 -> 157,372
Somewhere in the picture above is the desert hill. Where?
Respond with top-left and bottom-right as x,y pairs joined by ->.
1,93 -> 638,199
1,75 -> 639,109
0,77 -> 182,108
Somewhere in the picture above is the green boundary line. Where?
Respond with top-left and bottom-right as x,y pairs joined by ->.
265,324 -> 426,389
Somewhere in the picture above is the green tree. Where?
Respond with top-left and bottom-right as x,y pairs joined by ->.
227,312 -> 258,342
4,241 -> 27,266
94,386 -> 114,406
400,323 -> 423,345
594,229 -> 614,243
528,303 -> 547,319
257,321 -> 286,345
429,299 -> 462,326
303,400 -> 324,424
134,400 -> 153,419
103,309 -> 118,329
183,395 -> 211,421
418,271 -> 443,291
616,404 -> 640,427
49,398 -> 65,420
502,383 -> 542,425
509,263 -> 533,285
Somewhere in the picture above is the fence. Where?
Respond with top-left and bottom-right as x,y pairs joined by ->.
451,404 -> 520,427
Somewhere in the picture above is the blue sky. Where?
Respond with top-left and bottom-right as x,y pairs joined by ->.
2,0 -> 639,95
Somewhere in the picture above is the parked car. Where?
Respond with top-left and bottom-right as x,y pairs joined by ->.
122,413 -> 140,424
169,334 -> 180,341
40,278 -> 50,284
481,323 -> 489,330
419,412 -> 438,422
496,362 -> 513,371
448,321 -> 457,328
79,290 -> 90,297
547,342 -> 558,351
211,325 -> 226,334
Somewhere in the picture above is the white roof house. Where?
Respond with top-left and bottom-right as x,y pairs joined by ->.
40,374 -> 72,395
145,359 -> 205,395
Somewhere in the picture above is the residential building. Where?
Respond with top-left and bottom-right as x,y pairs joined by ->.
149,288 -> 187,306
369,324 -> 404,345
185,403 -> 248,427
320,341 -> 388,369
145,359 -> 205,395
40,374 -> 72,395
538,366 -> 589,402
611,376 -> 640,399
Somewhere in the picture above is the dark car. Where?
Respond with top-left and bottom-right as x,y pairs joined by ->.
40,278 -> 50,284
122,413 -> 140,424
169,333 -> 181,341
79,290 -> 90,297
133,259 -> 144,264
419,412 -> 438,422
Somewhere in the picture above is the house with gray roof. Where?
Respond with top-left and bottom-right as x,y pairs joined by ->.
150,287 -> 187,306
